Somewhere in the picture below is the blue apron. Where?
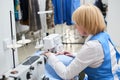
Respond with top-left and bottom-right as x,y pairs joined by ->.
84,32 -> 120,80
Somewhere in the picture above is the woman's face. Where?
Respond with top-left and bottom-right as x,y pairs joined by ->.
75,24 -> 89,36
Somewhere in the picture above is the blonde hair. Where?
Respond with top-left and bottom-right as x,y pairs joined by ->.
72,4 -> 106,35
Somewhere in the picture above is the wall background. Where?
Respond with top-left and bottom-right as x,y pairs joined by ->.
107,0 -> 120,46
0,0 -> 18,77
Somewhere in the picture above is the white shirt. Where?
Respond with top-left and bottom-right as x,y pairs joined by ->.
47,35 -> 118,79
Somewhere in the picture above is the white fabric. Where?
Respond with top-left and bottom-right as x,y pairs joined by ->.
47,35 -> 118,79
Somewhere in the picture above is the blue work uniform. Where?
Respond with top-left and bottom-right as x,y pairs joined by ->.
84,32 -> 120,80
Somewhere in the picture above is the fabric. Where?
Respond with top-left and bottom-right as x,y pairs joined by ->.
29,0 -> 41,31
84,32 -> 120,80
52,0 -> 63,24
65,0 -> 81,25
19,0 -> 29,25
94,0 -> 107,18
47,32 -> 120,79
94,0 -> 104,13
45,0 -> 54,29
14,0 -> 21,21
34,51 -> 77,80
45,55 -> 74,80
52,0 -> 80,25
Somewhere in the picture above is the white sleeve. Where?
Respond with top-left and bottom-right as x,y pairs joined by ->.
48,40 -> 102,79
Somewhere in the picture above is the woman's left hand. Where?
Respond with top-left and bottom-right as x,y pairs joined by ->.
56,51 -> 74,57
44,52 -> 52,57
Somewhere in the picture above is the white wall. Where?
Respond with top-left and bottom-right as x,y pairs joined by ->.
80,0 -> 95,4
80,0 -> 108,5
0,0 -> 18,76
107,0 -> 120,46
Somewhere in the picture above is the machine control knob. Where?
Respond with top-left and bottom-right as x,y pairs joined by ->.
42,76 -> 49,80
26,72 -> 32,79
1,75 -> 7,80
37,61 -> 42,64
16,77 -> 21,80
29,66 -> 34,70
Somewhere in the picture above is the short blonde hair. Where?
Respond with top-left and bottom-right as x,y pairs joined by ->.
72,4 -> 106,35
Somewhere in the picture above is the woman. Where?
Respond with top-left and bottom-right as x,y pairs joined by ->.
44,4 -> 120,80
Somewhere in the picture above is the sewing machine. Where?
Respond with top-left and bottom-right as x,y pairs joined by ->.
2,34 -> 65,80
43,34 -> 63,53
4,55 -> 49,80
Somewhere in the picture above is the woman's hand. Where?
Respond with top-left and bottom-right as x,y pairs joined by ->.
56,51 -> 74,57
44,52 -> 52,57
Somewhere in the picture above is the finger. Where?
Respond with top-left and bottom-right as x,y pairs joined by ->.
56,51 -> 64,55
64,51 -> 70,55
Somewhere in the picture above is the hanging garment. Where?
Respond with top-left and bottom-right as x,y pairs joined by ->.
94,0 -> 104,14
52,0 -> 63,25
84,32 -> 120,80
14,0 -> 21,21
38,0 -> 48,33
52,0 -> 80,25
94,0 -> 108,25
19,0 -> 29,25
29,0 -> 41,31
46,0 -> 54,29
64,0 -> 80,25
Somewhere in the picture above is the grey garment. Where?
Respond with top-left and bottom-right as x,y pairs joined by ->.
45,0 -> 54,29
29,0 -> 41,31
